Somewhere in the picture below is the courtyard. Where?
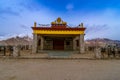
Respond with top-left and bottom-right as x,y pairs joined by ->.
0,59 -> 120,80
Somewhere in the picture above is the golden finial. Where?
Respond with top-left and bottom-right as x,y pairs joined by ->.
34,22 -> 37,27
81,23 -> 84,28
51,17 -> 67,25
57,17 -> 62,23
62,22 -> 67,25
51,21 -> 56,24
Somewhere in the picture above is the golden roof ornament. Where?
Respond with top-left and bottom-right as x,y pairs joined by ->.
34,22 -> 37,27
51,17 -> 67,25
80,23 -> 84,28
62,22 -> 67,25
57,17 -> 61,23
81,23 -> 83,26
51,21 -> 56,24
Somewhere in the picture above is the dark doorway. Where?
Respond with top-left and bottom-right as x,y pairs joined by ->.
53,39 -> 64,50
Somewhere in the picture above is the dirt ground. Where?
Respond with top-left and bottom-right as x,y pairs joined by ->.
0,59 -> 120,80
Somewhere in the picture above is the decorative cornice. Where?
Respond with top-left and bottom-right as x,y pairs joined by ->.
32,27 -> 86,31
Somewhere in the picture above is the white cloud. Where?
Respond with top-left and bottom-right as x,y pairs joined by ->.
0,0 -> 59,39
66,3 -> 74,10
0,0 -> 120,40
62,8 -> 120,40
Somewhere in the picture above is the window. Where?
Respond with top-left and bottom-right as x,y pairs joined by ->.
66,41 -> 70,45
76,40 -> 79,47
38,39 -> 41,46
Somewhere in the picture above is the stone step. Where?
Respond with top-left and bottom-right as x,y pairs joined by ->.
46,51 -> 78,58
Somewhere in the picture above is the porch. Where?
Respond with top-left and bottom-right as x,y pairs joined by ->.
32,34 -> 85,54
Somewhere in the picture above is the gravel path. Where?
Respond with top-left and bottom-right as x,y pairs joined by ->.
0,59 -> 120,80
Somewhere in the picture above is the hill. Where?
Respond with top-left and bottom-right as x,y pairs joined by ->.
0,36 -> 32,46
85,38 -> 120,47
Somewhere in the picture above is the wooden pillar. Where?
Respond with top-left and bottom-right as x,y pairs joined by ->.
32,34 -> 38,53
79,34 -> 85,53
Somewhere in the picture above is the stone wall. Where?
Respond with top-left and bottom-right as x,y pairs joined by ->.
32,34 -> 37,53
73,36 -> 80,50
13,46 -> 20,57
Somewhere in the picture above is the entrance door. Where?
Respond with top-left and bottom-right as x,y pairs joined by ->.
53,39 -> 64,50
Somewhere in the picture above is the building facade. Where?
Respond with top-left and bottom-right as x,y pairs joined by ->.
32,17 -> 86,53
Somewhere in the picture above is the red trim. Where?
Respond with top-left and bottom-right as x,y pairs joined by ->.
32,27 -> 86,31
51,24 -> 66,28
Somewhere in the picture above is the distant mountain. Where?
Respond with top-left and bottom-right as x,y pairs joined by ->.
86,38 -> 120,43
1,35 -> 120,47
0,33 -> 32,41
0,36 -> 32,46
85,38 -> 120,47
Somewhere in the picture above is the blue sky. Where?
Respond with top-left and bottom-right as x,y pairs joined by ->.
0,0 -> 120,40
